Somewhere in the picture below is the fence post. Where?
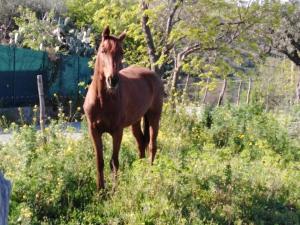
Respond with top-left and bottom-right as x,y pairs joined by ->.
0,172 -> 11,225
202,78 -> 210,105
265,77 -> 271,111
296,79 -> 300,104
182,74 -> 190,103
236,80 -> 242,106
246,77 -> 252,105
290,62 -> 295,105
217,78 -> 227,107
37,75 -> 46,132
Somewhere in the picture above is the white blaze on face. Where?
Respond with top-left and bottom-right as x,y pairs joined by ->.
103,54 -> 114,80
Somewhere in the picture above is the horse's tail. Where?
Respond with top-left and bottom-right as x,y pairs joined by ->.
143,115 -> 150,148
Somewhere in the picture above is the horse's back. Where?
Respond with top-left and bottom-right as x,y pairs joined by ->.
120,65 -> 163,99
120,65 -> 162,84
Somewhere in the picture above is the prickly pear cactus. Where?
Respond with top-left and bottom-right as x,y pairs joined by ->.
12,7 -> 94,57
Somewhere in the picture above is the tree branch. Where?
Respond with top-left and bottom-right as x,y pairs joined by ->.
166,0 -> 182,37
178,44 -> 217,61
217,20 -> 245,27
291,39 -> 300,52
280,49 -> 300,66
158,0 -> 183,71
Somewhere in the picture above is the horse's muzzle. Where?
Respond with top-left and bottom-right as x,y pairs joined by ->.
106,76 -> 119,89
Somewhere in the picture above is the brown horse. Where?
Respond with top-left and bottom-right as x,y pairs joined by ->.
83,26 -> 163,190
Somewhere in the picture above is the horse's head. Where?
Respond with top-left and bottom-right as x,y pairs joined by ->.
98,26 -> 126,90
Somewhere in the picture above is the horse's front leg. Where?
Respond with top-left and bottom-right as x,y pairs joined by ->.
110,128 -> 123,186
87,122 -> 105,190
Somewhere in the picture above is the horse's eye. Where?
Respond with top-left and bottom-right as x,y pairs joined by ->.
101,49 -> 107,54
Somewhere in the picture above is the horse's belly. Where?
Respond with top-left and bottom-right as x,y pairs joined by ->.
122,103 -> 151,127
121,88 -> 153,127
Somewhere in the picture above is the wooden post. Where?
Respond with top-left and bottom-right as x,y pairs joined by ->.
265,77 -> 272,111
217,78 -> 227,107
202,78 -> 210,105
236,80 -> 242,106
182,74 -> 190,102
290,62 -> 295,105
246,77 -> 252,105
183,74 -> 190,93
37,75 -> 46,132
296,79 -> 300,104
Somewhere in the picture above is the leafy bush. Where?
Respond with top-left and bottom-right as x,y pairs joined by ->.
0,103 -> 299,224
189,104 -> 300,162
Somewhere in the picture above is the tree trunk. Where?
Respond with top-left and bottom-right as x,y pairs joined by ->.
171,65 -> 181,92
217,78 -> 227,107
170,44 -> 204,92
246,77 -> 252,105
236,80 -> 242,106
140,0 -> 159,74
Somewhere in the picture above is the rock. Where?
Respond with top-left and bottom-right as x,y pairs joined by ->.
0,172 -> 11,225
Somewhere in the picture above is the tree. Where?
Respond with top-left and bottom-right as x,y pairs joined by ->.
267,1 -> 300,103
66,0 -> 149,66
270,3 -> 300,64
140,0 -> 279,91
65,0 -> 285,94
0,0 -> 21,43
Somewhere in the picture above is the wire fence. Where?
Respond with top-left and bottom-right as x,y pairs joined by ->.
177,78 -> 297,111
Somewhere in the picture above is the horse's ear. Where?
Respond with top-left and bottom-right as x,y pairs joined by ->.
102,26 -> 110,39
118,31 -> 126,42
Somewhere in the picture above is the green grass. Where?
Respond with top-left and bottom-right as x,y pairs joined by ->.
0,103 -> 299,224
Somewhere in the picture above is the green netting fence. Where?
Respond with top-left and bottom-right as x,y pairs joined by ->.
0,45 -> 92,107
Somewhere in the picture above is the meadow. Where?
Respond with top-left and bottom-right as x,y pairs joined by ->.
0,102 -> 299,225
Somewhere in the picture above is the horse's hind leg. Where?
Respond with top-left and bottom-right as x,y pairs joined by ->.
131,121 -> 146,158
147,112 -> 161,164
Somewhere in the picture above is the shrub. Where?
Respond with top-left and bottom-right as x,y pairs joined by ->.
0,103 -> 299,224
